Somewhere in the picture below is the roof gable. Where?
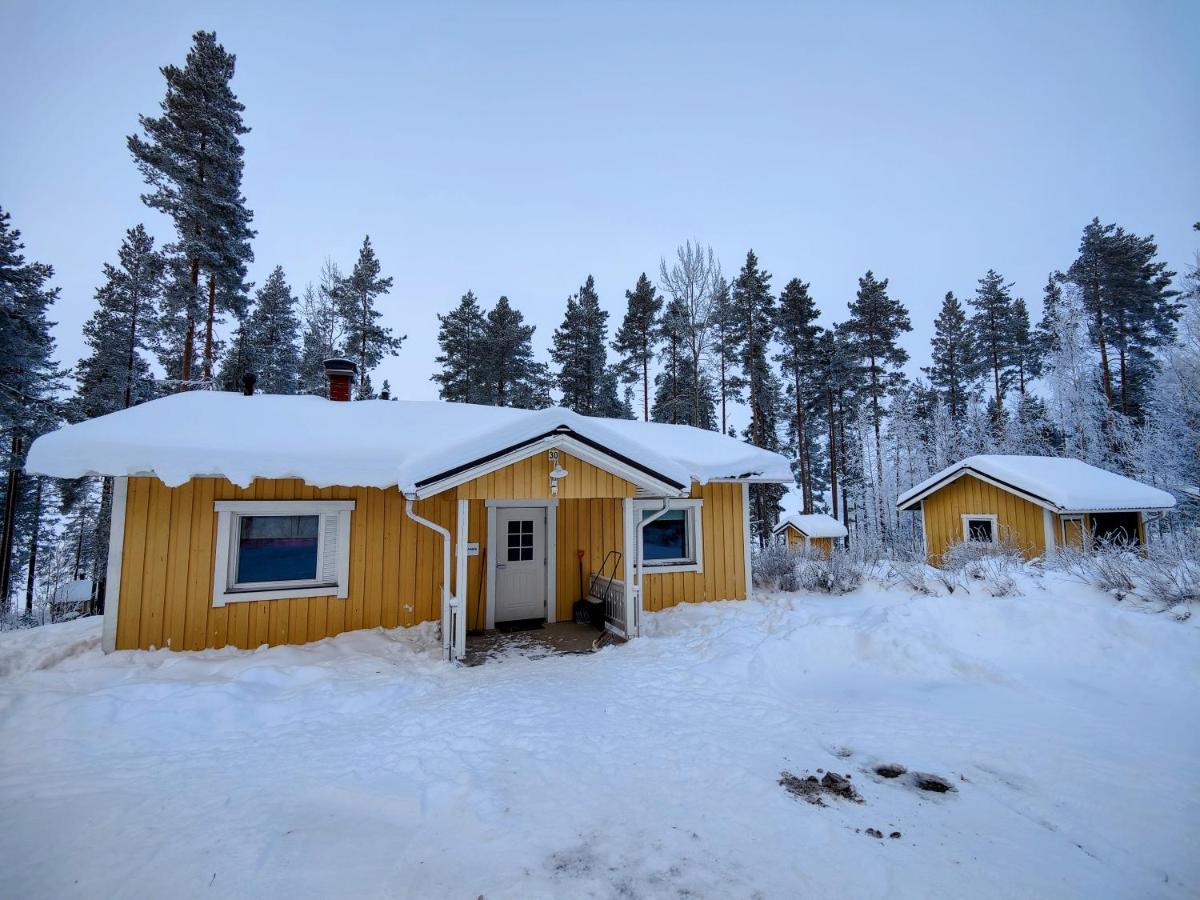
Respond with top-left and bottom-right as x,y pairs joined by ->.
772,512 -> 848,538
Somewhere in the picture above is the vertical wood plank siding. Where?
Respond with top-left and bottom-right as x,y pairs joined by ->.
116,475 -> 748,651
920,474 -> 1046,563
455,450 -> 638,500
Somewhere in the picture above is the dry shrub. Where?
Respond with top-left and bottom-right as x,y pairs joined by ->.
1057,531 -> 1198,618
939,533 -> 1025,597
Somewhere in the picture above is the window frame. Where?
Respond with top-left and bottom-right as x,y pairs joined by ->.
633,498 -> 704,574
961,513 -> 999,545
212,500 -> 355,606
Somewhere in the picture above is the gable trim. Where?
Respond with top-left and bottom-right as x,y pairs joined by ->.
410,430 -> 687,500
897,466 -> 1058,513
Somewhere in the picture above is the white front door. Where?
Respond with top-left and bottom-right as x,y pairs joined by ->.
494,507 -> 548,623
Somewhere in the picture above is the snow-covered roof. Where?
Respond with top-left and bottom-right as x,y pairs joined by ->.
26,392 -> 793,494
896,455 -> 1176,513
772,513 -> 848,539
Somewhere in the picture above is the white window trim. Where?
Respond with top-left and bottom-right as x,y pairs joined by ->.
633,498 -> 703,574
961,513 -> 999,544
212,500 -> 355,606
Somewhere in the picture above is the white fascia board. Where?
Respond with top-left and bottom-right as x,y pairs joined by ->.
409,434 -> 686,500
897,467 -> 1057,513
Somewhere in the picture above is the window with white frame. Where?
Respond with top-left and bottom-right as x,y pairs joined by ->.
634,498 -> 703,573
961,513 -> 998,544
212,500 -> 354,606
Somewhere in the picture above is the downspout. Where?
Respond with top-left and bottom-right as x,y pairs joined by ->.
632,499 -> 671,637
405,498 -> 456,662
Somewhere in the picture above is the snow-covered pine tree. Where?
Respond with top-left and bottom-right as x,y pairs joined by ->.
729,251 -> 784,544
1008,297 -> 1040,397
844,270 -> 911,537
651,295 -> 688,425
1065,218 -> 1180,421
709,275 -> 743,435
336,236 -> 403,399
551,276 -> 626,416
74,225 -> 164,420
967,269 -> 1017,433
1039,284 -> 1109,464
923,291 -> 973,419
432,291 -> 487,403
774,278 -> 822,513
814,324 -> 858,530
658,241 -> 720,430
128,30 -> 255,385
298,260 -> 345,395
612,273 -> 662,421
481,296 -> 551,409
0,208 -> 63,612
238,266 -> 301,394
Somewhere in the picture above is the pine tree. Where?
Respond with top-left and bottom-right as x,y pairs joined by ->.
967,269 -> 1016,431
844,270 -> 911,536
612,273 -> 661,420
550,276 -> 625,416
814,325 -> 857,531
0,208 -> 63,611
1008,297 -> 1039,396
432,291 -> 487,403
74,225 -> 164,420
709,275 -> 742,435
651,295 -> 688,424
728,251 -> 784,544
1066,218 -> 1180,420
336,236 -> 403,399
242,266 -> 301,394
128,30 -> 255,385
481,296 -> 551,409
298,260 -> 345,395
923,291 -> 972,419
774,278 -> 822,512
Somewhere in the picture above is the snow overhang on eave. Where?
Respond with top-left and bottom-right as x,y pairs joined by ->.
405,427 -> 690,500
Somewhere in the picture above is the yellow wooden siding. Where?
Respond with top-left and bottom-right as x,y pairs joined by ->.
920,473 -> 1046,563
455,450 -> 638,500
784,527 -> 804,548
809,536 -> 835,557
116,477 -> 458,651
782,526 -> 834,557
116,471 -> 749,651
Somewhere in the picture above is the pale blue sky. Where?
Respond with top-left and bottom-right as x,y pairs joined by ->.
2,0 -> 1197,402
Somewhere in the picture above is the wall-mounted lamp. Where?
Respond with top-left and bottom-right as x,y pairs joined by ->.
548,448 -> 568,496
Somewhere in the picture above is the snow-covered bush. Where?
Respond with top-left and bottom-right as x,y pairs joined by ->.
1057,531 -> 1198,618
940,538 -> 1024,597
884,554 -> 934,594
794,548 -> 867,595
753,544 -> 801,592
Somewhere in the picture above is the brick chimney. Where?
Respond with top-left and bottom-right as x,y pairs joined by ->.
323,358 -> 358,402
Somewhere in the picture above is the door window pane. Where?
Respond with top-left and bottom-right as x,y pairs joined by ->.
236,515 -> 319,584
507,519 -> 535,561
642,509 -> 688,561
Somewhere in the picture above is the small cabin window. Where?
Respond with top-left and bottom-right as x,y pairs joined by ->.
961,514 -> 998,544
634,499 -> 703,573
213,500 -> 355,606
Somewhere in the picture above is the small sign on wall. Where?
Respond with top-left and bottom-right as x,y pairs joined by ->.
465,542 -> 480,557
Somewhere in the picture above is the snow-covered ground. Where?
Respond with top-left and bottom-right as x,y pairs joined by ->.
1,572 -> 1196,899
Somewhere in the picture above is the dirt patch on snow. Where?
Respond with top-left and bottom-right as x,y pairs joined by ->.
779,770 -> 862,806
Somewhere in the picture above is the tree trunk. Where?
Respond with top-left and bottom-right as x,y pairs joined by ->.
1095,309 -> 1115,409
719,352 -> 727,434
641,343 -> 649,421
203,276 -> 217,382
0,433 -> 20,611
24,477 -> 42,615
827,389 -> 838,520
869,355 -> 885,536
90,477 -> 111,615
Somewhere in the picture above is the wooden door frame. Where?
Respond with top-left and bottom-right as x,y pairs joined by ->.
485,499 -> 558,630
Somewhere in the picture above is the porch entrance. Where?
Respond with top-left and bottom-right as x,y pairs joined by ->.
493,505 -> 549,624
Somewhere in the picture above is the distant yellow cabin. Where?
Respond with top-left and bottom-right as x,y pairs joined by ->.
896,455 -> 1175,564
26,361 -> 793,661
771,513 -> 847,557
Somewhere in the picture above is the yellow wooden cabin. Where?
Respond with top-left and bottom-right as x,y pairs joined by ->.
771,513 -> 847,557
27,361 -> 792,661
896,455 -> 1176,564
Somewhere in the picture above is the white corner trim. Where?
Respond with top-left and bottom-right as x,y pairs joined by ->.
454,499 -> 469,660
742,482 -> 753,600
960,513 -> 999,544
919,500 -> 929,559
1042,507 -> 1057,559
100,476 -> 128,654
631,497 -> 704,574
211,499 -> 356,607
621,498 -> 638,637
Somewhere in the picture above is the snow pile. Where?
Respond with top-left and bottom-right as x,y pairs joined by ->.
898,454 -> 1177,512
24,392 -> 793,491
1,574 -> 1196,898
